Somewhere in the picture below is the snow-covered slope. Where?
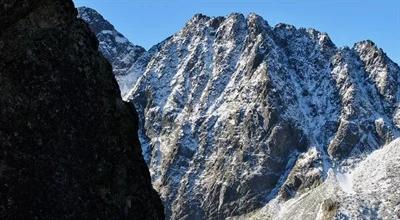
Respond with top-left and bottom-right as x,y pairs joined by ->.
242,138 -> 400,219
86,10 -> 400,220
77,7 -> 146,95
121,13 -> 400,219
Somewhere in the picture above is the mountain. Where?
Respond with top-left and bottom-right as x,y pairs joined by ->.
84,10 -> 400,219
245,137 -> 400,219
77,6 -> 146,95
0,0 -> 163,219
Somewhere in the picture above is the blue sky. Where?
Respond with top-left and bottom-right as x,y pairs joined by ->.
73,0 -> 400,64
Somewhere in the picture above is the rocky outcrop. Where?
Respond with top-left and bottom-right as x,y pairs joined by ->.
77,7 -> 147,96
77,6 -> 145,76
0,0 -> 163,219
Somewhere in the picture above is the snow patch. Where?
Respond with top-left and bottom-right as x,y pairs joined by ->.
115,36 -> 128,43
101,30 -> 113,35
336,172 -> 354,194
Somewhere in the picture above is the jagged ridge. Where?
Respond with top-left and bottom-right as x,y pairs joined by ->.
126,13 -> 400,219
77,7 -> 146,75
82,9 -> 400,220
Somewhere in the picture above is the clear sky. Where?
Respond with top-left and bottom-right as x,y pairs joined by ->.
73,0 -> 400,64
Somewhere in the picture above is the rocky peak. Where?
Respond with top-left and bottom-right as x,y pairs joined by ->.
354,40 -> 386,67
247,12 -> 269,29
353,39 -> 400,104
88,9 -> 400,219
77,6 -> 146,76
189,13 -> 212,23
306,28 -> 336,50
78,6 -> 114,33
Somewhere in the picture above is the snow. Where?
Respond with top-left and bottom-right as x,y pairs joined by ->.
336,138 -> 400,218
101,30 -> 113,35
336,172 -> 354,194
115,35 -> 128,43
78,7 -> 146,83
125,13 -> 400,218
87,8 -> 400,219
243,138 -> 400,219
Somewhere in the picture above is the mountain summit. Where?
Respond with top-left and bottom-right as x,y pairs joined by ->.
78,7 -> 146,76
83,10 -> 400,220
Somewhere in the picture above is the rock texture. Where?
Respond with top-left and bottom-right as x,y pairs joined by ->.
0,1 -> 163,219
245,138 -> 400,220
81,9 -> 400,219
115,13 -> 400,219
77,7 -> 146,95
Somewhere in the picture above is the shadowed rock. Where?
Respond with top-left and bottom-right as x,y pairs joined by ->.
0,0 -> 163,219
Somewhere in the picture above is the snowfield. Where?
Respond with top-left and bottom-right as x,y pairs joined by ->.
241,138 -> 400,219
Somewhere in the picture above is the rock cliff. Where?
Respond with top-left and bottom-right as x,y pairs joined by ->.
0,1 -> 163,219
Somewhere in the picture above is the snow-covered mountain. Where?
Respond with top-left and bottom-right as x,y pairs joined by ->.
82,9 -> 400,219
77,7 -> 146,94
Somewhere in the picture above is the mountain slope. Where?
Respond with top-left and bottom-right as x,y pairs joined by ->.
86,10 -> 400,219
121,13 -> 400,219
77,6 -> 146,95
243,138 -> 400,219
0,1 -> 163,219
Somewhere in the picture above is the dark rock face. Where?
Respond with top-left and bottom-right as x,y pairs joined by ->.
0,0 -> 163,219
